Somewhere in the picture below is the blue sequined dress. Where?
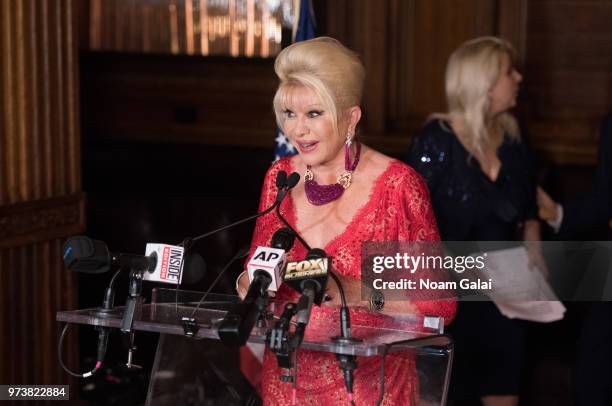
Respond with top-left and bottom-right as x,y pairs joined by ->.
406,118 -> 537,400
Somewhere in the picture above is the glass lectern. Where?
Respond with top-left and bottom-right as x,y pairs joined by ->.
57,288 -> 453,405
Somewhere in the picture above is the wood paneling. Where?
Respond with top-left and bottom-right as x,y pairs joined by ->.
0,0 -> 82,394
80,53 -> 278,148
1,0 -> 81,204
0,194 -> 85,249
325,0 -> 498,152
521,0 -> 612,164
76,1 -> 612,163
0,242 -> 78,386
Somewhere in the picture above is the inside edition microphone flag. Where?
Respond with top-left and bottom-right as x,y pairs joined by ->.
272,0 -> 317,161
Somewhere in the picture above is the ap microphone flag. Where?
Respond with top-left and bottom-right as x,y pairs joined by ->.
247,246 -> 287,292
143,243 -> 185,284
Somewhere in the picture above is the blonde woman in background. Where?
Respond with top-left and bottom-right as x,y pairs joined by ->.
407,36 -> 543,406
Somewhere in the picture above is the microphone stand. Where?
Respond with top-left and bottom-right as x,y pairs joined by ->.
120,268 -> 144,334
119,267 -> 146,370
268,303 -> 299,382
217,271 -> 272,346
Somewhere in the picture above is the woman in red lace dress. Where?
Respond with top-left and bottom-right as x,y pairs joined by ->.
237,37 -> 456,405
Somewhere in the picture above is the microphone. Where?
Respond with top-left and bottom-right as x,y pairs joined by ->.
283,248 -> 330,305
270,227 -> 296,251
63,236 -> 206,285
294,283 -> 315,344
246,228 -> 295,292
217,228 -> 295,346
63,236 -> 157,274
274,172 -> 300,204
276,170 -> 287,191
247,247 -> 286,292
217,269 -> 272,346
282,249 -> 330,346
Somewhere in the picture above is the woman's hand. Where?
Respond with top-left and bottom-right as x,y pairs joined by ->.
537,186 -> 560,222
524,219 -> 549,279
236,271 -> 277,300
526,245 -> 549,279
236,271 -> 249,300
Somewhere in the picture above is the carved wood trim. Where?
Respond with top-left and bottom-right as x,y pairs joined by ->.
0,193 -> 86,249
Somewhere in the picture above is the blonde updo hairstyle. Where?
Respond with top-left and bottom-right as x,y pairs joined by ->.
273,37 -> 365,138
442,36 -> 520,157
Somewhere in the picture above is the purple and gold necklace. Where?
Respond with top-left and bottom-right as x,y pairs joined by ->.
304,141 -> 362,206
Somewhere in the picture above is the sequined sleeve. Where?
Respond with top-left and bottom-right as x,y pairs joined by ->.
406,119 -> 452,196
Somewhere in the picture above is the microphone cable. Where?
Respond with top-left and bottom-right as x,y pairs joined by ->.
58,268 -> 123,378
275,203 -> 311,252
58,323 -> 105,378
291,347 -> 299,406
273,172 -> 311,252
326,265 -> 356,404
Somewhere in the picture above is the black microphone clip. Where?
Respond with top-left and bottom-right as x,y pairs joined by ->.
181,317 -> 200,337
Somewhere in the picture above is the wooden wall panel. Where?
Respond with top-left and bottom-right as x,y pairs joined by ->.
0,0 -> 83,395
80,53 -> 278,147
75,1 -> 612,163
0,242 -> 78,385
325,0 -> 497,153
521,0 -> 612,164
1,0 -> 81,205
406,0 -> 497,119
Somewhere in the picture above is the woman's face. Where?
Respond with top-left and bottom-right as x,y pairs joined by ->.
489,52 -> 522,116
281,85 -> 346,168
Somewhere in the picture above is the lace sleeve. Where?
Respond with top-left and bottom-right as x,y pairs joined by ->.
395,166 -> 457,324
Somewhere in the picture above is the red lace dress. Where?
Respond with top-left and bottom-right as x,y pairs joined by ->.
249,157 -> 456,405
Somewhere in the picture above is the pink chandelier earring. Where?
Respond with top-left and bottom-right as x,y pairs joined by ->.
304,132 -> 361,206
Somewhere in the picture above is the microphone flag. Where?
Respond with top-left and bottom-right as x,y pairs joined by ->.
247,246 -> 287,292
143,243 -> 185,284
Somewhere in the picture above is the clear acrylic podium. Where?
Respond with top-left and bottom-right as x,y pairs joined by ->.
57,288 -> 453,405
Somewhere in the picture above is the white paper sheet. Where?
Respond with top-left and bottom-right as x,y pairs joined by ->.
470,246 -> 565,323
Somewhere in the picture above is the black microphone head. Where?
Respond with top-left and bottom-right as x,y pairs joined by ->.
275,170 -> 288,189
182,252 -> 207,285
271,227 -> 296,251
63,236 -> 111,274
286,172 -> 300,189
306,248 -> 327,260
